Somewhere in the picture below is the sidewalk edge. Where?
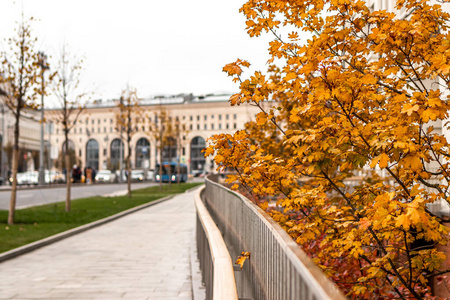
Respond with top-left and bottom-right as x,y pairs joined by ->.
0,195 -> 173,263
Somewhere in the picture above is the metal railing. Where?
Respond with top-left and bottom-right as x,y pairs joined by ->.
202,175 -> 347,300
195,186 -> 239,300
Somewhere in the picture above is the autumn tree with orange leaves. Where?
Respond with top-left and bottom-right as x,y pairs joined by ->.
206,0 -> 450,299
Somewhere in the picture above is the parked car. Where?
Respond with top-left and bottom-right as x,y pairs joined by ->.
131,170 -> 145,182
191,170 -> 204,177
95,170 -> 117,183
14,171 -> 38,185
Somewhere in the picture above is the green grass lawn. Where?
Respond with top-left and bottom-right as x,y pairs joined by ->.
0,182 -> 202,254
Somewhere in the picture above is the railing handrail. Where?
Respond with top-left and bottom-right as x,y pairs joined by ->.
205,175 -> 347,300
195,186 -> 239,300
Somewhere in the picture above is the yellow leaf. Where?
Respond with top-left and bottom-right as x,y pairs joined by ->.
256,112 -> 267,126
395,214 -> 411,230
229,94 -> 242,106
402,104 -> 420,116
285,72 -> 297,81
235,251 -> 250,269
370,155 -> 380,168
379,153 -> 389,169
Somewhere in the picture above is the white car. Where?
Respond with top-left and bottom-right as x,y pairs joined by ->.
95,170 -> 116,183
131,170 -> 144,182
15,171 -> 38,185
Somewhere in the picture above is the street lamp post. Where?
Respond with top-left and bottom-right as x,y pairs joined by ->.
38,52 -> 49,186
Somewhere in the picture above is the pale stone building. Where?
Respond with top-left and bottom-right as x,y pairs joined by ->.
0,97 -> 41,176
46,94 -> 261,175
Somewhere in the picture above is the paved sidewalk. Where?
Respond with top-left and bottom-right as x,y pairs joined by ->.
0,188 -> 203,300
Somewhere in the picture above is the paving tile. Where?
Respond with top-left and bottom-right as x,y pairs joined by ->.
0,189 -> 201,299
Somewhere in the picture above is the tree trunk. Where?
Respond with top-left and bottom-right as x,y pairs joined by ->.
177,156 -> 181,184
159,143 -> 163,191
8,107 -> 21,225
126,154 -> 131,198
7,147 -> 19,225
168,146 -> 172,186
65,152 -> 71,212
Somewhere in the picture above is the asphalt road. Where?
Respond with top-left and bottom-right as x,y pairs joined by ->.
0,182 -> 159,210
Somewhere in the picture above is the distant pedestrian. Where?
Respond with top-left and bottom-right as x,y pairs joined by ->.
86,167 -> 93,184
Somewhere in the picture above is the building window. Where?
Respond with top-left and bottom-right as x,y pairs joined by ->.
219,124 -> 222,130
219,115 -> 222,120
92,119 -> 95,124
234,114 -> 237,120
182,116 -> 185,120
74,128 -> 77,133
104,119 -> 106,123
204,124 -> 207,130
98,119 -> 101,124
190,124 -> 193,130
136,138 -> 150,168
110,119 -> 113,124
204,115 -> 207,121
211,124 -> 214,130
226,124 -> 229,129
190,116 -> 193,121
190,137 -> 206,172
103,149 -> 107,155
234,123 -> 237,129
211,114 -> 214,119
197,124 -> 200,130
86,139 -> 99,169
226,114 -> 229,120
92,128 -> 95,133
110,127 -> 113,133
80,128 -> 83,133
56,129 -> 59,134
110,139 -> 124,169
104,127 -> 106,133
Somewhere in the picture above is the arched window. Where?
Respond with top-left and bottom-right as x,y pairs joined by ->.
86,139 -> 99,170
190,136 -> 206,172
61,140 -> 75,154
110,138 -> 124,170
135,138 -> 150,168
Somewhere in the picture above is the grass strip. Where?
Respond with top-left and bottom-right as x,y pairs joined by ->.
0,182 -> 202,254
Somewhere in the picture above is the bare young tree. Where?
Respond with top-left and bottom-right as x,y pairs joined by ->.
0,17 -> 41,225
115,86 -> 142,197
149,107 -> 188,189
173,117 -> 189,184
50,45 -> 86,212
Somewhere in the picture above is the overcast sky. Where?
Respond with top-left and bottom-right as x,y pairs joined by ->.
0,0 -> 272,101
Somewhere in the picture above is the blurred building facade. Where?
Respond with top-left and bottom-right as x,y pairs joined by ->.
46,94 -> 261,174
